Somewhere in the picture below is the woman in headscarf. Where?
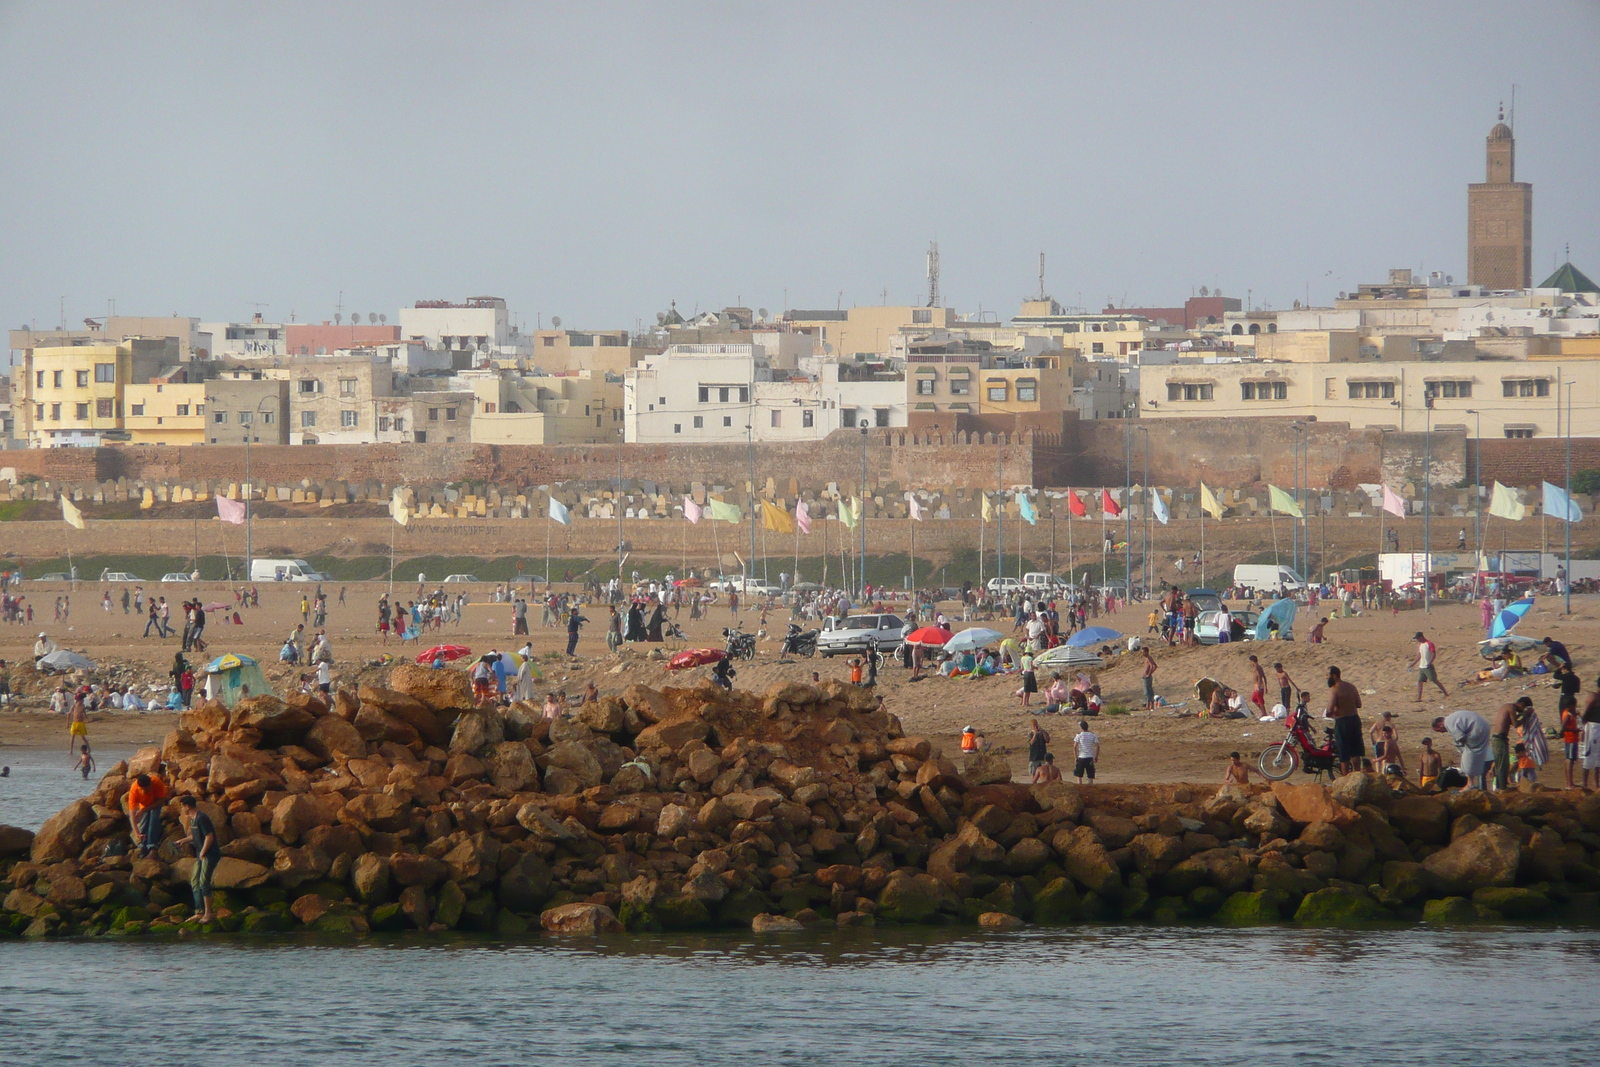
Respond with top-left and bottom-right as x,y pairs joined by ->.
512,645 -> 540,703
625,601 -> 645,642
646,600 -> 667,642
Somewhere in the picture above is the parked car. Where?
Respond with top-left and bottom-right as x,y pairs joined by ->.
161,572 -> 194,583
985,577 -> 1026,596
818,613 -> 907,657
99,571 -> 142,582
1193,609 -> 1260,645
34,572 -> 69,582
442,574 -> 479,583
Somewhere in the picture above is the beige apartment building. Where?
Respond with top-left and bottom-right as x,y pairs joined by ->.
262,357 -> 395,445
527,330 -> 650,376
203,373 -> 290,445
785,306 -> 961,358
10,317 -> 208,362
1142,355 -> 1600,438
470,371 -> 624,444
10,338 -> 178,447
906,352 -> 1074,418
375,391 -> 474,444
123,381 -> 207,446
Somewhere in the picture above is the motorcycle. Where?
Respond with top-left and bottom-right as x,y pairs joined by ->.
722,627 -> 757,661
1258,706 -> 1340,781
780,623 -> 818,658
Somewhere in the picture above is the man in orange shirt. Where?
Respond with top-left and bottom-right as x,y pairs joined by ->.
127,769 -> 169,857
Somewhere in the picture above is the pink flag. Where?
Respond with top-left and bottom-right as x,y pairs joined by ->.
1380,485 -> 1406,519
683,497 -> 702,524
795,499 -> 812,534
216,495 -> 246,525
909,496 -> 924,521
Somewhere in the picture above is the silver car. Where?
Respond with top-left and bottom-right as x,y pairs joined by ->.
817,613 -> 906,657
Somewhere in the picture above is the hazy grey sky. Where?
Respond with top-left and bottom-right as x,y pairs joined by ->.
2,1 -> 1596,339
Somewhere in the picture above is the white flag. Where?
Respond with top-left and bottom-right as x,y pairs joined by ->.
795,499 -> 811,534
548,496 -> 571,526
61,495 -> 85,530
390,487 -> 410,526
1150,488 -> 1169,525
909,496 -> 924,521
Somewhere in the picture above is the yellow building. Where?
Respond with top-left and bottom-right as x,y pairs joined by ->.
785,306 -> 960,358
9,338 -> 176,447
123,382 -> 207,445
975,359 -> 1073,415
470,371 -> 625,444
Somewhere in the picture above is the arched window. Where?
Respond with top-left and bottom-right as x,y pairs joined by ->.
1267,323 -> 1277,333
1231,324 -> 1244,335
1248,323 -> 1261,335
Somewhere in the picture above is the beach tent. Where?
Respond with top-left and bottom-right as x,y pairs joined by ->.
204,652 -> 275,707
1254,598 -> 1297,641
37,649 -> 95,672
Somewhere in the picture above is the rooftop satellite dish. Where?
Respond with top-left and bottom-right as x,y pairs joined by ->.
1199,286 -> 1209,297
758,307 -> 769,321
551,315 -> 562,328
334,313 -> 342,324
368,312 -> 377,324
656,312 -> 666,325
379,314 -> 387,324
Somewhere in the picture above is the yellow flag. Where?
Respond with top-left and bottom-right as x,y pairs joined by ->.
1489,481 -> 1526,521
981,493 -> 994,523
708,499 -> 742,524
760,500 -> 795,534
838,497 -> 857,530
1267,484 -> 1304,519
60,495 -> 85,530
390,487 -> 410,526
1199,483 -> 1224,520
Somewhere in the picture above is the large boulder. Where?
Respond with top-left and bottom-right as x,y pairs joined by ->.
634,712 -> 709,751
352,705 -> 421,747
1422,824 -> 1521,895
622,684 -> 672,724
31,799 -> 96,863
179,699 -> 231,734
271,794 -> 335,845
540,902 -> 623,935
962,753 -> 1014,786
387,663 -> 473,712
1054,826 -> 1122,898
1294,886 -> 1384,924
211,856 -> 272,890
1387,796 -> 1450,845
576,697 -> 627,735
351,853 -> 392,904
341,793 -> 408,833
389,852 -> 450,888
498,853 -> 553,912
303,716 -> 368,762
230,695 -> 316,742
1130,833 -> 1188,878
449,710 -> 506,755
486,742 -> 540,792
0,825 -> 35,858
1270,781 -> 1360,828
207,753 -> 283,793
358,684 -> 449,743
876,870 -> 952,923
544,742 -> 603,790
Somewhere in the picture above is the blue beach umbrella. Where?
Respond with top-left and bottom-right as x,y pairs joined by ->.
1066,625 -> 1122,648
943,627 -> 1004,654
1254,598 -> 1297,641
1489,597 -> 1535,639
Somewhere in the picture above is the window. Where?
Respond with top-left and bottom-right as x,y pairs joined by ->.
301,411 -> 316,427
260,411 -> 274,424
719,387 -> 730,403
987,384 -> 1009,402
238,411 -> 252,425
132,404 -> 146,416
74,370 -> 88,387
214,411 -> 227,424
35,371 -> 43,388
1325,378 -> 1337,400
1091,342 -> 1104,354
445,407 -> 457,421
378,416 -> 391,432
802,409 -> 814,428
341,410 -> 358,428
1425,380 -> 1472,399
1241,381 -> 1287,400
739,387 -> 750,403
722,416 -> 732,427
698,387 -> 709,403
1502,378 -> 1549,398
1505,427 -> 1535,439
428,408 -> 439,421
52,370 -> 62,387
875,407 -> 890,427
94,363 -> 114,383
1348,381 -> 1396,400
1166,382 -> 1214,402
673,423 -> 682,434
595,414 -> 602,427
415,431 -> 426,443
173,404 -> 188,416
393,418 -> 403,431
338,378 -> 357,396
770,409 -> 782,428
49,403 -> 60,420
298,379 -> 319,394
693,415 -> 704,428
912,309 -> 933,324
842,409 -> 857,428
1016,380 -> 1037,402
658,397 -> 666,406
75,403 -> 89,420
949,378 -> 969,395
916,378 -> 936,395
94,398 -> 111,418
542,336 -> 556,346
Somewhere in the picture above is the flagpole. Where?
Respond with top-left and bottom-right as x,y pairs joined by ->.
821,504 -> 828,589
979,504 -> 985,594
1270,507 -> 1279,570
908,498 -> 915,600
1200,496 -> 1206,588
1067,503 -> 1074,588
388,511 -> 396,597
545,512 -> 552,593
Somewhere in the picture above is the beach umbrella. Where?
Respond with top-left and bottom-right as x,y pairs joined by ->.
38,650 -> 95,672
205,602 -> 230,611
1035,644 -> 1105,669
943,627 -> 1004,654
1065,625 -> 1122,648
791,582 -> 824,592
204,652 -> 258,673
1254,598 -> 1298,641
416,644 -> 471,665
1489,597 -> 1535,639
904,625 -> 955,646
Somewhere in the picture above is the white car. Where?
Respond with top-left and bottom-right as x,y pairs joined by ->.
985,577 -> 1026,595
100,572 -> 141,582
442,574 -> 479,583
161,573 -> 194,583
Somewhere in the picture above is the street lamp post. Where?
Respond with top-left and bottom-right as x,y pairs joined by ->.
1565,381 -> 1574,614
1466,408 -> 1483,595
860,425 -> 869,596
1136,425 -> 1150,595
207,391 -> 280,582
1423,397 -> 1433,614
1123,419 -> 1133,603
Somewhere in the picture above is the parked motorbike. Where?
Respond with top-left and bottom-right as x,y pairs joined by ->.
1258,706 -> 1340,781
780,623 -> 818,658
722,627 -> 757,661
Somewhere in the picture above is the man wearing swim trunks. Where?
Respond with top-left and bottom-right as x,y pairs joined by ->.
1324,665 -> 1364,775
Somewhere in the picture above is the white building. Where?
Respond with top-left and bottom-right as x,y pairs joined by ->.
200,317 -> 287,359
331,341 -> 452,375
399,297 -> 530,359
624,342 -> 904,443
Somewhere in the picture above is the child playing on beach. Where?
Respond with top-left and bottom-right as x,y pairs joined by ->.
73,744 -> 94,780
1514,742 -> 1538,784
849,658 -> 863,686
1418,738 -> 1442,789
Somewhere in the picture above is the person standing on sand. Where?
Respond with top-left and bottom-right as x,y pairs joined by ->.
1488,702 -> 1516,790
1072,721 -> 1099,782
566,606 -> 588,658
1562,693 -> 1584,790
1417,738 -> 1442,789
1139,647 -> 1158,709
1273,662 -> 1296,713
1411,631 -> 1449,701
1027,719 -> 1050,776
1247,655 -> 1268,716
1324,666 -> 1364,776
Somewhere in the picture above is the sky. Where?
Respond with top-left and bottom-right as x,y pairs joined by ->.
1,1 -> 1596,341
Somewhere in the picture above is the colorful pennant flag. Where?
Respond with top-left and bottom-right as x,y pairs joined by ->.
1066,489 -> 1087,518
760,500 -> 795,534
708,499 -> 742,524
981,493 -> 994,523
838,497 -> 858,530
795,499 -> 811,534
547,496 -> 571,525
683,496 -> 702,524
390,487 -> 410,526
1100,489 -> 1121,518
1380,485 -> 1407,519
1150,488 -> 1169,525
1018,492 -> 1037,525
909,496 -> 924,521
1267,484 -> 1304,519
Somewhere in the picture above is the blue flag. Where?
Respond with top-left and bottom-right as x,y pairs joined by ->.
547,496 -> 572,525
1017,492 -> 1037,525
1542,482 -> 1583,523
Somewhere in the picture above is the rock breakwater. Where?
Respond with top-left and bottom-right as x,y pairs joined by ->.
3,667 -> 1599,938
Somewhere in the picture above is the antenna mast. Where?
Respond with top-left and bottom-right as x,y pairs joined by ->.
926,241 -> 940,308
1038,252 -> 1046,301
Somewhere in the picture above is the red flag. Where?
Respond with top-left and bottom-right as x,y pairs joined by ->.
1066,490 -> 1087,517
1100,489 -> 1122,517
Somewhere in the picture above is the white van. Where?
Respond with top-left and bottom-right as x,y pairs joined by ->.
1022,572 -> 1063,594
250,558 -> 330,582
1232,564 -> 1306,592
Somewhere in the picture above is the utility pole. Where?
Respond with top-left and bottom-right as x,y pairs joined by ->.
1123,420 -> 1133,602
1423,398 -> 1433,613
860,426 -> 869,595
747,422 -> 757,586
1566,382 -> 1574,614
1467,408 -> 1483,595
